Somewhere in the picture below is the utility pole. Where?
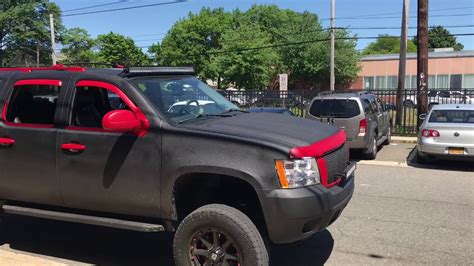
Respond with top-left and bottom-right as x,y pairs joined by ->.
50,14 -> 56,65
330,0 -> 335,91
396,0 -> 409,127
417,0 -> 428,126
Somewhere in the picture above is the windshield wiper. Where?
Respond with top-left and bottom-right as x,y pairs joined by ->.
178,113 -> 233,124
220,108 -> 249,114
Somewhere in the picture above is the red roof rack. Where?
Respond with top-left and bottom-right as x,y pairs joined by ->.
0,64 -> 86,73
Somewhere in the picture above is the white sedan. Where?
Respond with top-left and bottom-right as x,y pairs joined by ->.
417,104 -> 474,163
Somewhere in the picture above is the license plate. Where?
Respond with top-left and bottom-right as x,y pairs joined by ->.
448,148 -> 465,155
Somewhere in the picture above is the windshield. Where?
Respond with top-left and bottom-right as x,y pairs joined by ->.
428,109 -> 474,123
310,99 -> 361,118
130,76 -> 238,123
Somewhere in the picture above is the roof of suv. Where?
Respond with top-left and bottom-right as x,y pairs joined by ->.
316,90 -> 375,100
0,65 -> 195,78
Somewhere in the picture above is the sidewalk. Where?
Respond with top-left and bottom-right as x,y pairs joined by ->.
391,136 -> 417,144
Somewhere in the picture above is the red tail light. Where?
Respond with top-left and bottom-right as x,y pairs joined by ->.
359,119 -> 367,134
421,129 -> 440,138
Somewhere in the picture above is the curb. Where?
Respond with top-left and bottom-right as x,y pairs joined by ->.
391,136 -> 417,144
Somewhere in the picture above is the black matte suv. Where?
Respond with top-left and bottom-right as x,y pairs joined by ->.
0,65 -> 355,265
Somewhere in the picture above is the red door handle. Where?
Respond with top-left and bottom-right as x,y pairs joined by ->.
0,137 -> 15,147
61,143 -> 86,152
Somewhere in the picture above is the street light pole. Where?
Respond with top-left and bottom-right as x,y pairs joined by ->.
50,14 -> 56,65
330,0 -> 335,91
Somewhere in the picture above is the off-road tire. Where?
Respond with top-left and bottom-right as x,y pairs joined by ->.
173,204 -> 269,266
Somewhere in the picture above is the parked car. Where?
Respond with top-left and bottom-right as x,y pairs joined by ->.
417,104 -> 474,163
247,107 -> 295,116
0,65 -> 355,265
306,90 -> 392,159
403,90 -> 471,107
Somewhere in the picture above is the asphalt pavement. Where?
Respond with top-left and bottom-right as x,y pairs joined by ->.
1,143 -> 473,265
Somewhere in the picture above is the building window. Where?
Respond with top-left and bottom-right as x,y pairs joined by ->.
387,76 -> 398,89
375,76 -> 386,89
450,74 -> 462,89
411,76 -> 417,90
404,75 -> 411,89
436,75 -> 449,89
463,74 -> 474,89
428,75 -> 436,90
364,77 -> 374,90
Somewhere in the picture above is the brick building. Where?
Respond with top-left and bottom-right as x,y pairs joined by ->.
351,49 -> 474,90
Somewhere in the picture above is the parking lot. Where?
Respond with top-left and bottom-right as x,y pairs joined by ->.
1,143 -> 473,265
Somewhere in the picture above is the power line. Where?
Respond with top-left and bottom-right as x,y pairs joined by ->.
62,1 -> 133,13
63,0 -> 187,17
131,24 -> 474,43
320,6 -> 474,20
322,13 -> 473,21
204,33 -> 474,55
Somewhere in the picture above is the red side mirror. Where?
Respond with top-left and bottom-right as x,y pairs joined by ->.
102,110 -> 143,132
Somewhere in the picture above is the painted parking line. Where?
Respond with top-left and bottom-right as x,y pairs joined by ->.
0,250 -> 66,266
357,160 -> 409,168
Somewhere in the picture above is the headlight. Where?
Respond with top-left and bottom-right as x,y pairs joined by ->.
275,158 -> 320,188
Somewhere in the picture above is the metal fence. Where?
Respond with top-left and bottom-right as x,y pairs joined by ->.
219,89 -> 474,136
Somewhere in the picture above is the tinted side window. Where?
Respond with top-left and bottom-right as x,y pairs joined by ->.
71,86 -> 130,128
310,99 -> 361,118
6,83 -> 60,125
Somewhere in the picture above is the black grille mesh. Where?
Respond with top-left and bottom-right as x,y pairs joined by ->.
323,144 -> 349,184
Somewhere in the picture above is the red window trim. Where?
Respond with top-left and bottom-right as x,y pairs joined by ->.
67,80 -> 149,136
1,79 -> 62,129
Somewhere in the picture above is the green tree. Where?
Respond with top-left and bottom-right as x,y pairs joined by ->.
0,0 -> 63,66
215,24 -> 279,90
413,25 -> 464,51
147,43 -> 161,65
60,27 -> 97,64
96,32 -> 149,66
158,8 -> 233,86
363,34 -> 417,55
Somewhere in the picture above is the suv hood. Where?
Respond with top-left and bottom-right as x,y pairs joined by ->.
182,112 -> 340,151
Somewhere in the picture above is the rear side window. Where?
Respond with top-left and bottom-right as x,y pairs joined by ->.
5,80 -> 61,125
310,99 -> 361,118
429,110 -> 474,123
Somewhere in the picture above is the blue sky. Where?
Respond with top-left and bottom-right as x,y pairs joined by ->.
54,0 -> 474,51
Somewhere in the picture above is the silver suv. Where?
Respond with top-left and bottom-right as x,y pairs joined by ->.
306,91 -> 391,159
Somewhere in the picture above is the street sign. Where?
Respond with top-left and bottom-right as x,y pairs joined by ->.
279,74 -> 288,91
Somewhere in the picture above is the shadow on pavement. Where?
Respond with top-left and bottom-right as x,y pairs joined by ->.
407,146 -> 474,172
0,215 -> 335,265
270,230 -> 334,266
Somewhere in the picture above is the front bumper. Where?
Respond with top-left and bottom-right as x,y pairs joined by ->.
258,173 -> 355,244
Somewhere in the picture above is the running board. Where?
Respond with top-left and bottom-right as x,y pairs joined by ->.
2,205 -> 165,232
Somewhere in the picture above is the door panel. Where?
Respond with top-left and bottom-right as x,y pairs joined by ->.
58,81 -> 161,218
0,79 -> 61,205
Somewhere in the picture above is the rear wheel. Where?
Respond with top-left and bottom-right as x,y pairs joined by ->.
364,137 -> 378,160
383,126 -> 391,145
173,204 -> 269,266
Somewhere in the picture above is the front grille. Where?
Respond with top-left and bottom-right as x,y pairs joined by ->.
323,144 -> 349,184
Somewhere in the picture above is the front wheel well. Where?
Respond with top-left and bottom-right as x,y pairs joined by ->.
173,173 -> 267,236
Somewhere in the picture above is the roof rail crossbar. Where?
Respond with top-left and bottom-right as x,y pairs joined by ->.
123,66 -> 195,76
